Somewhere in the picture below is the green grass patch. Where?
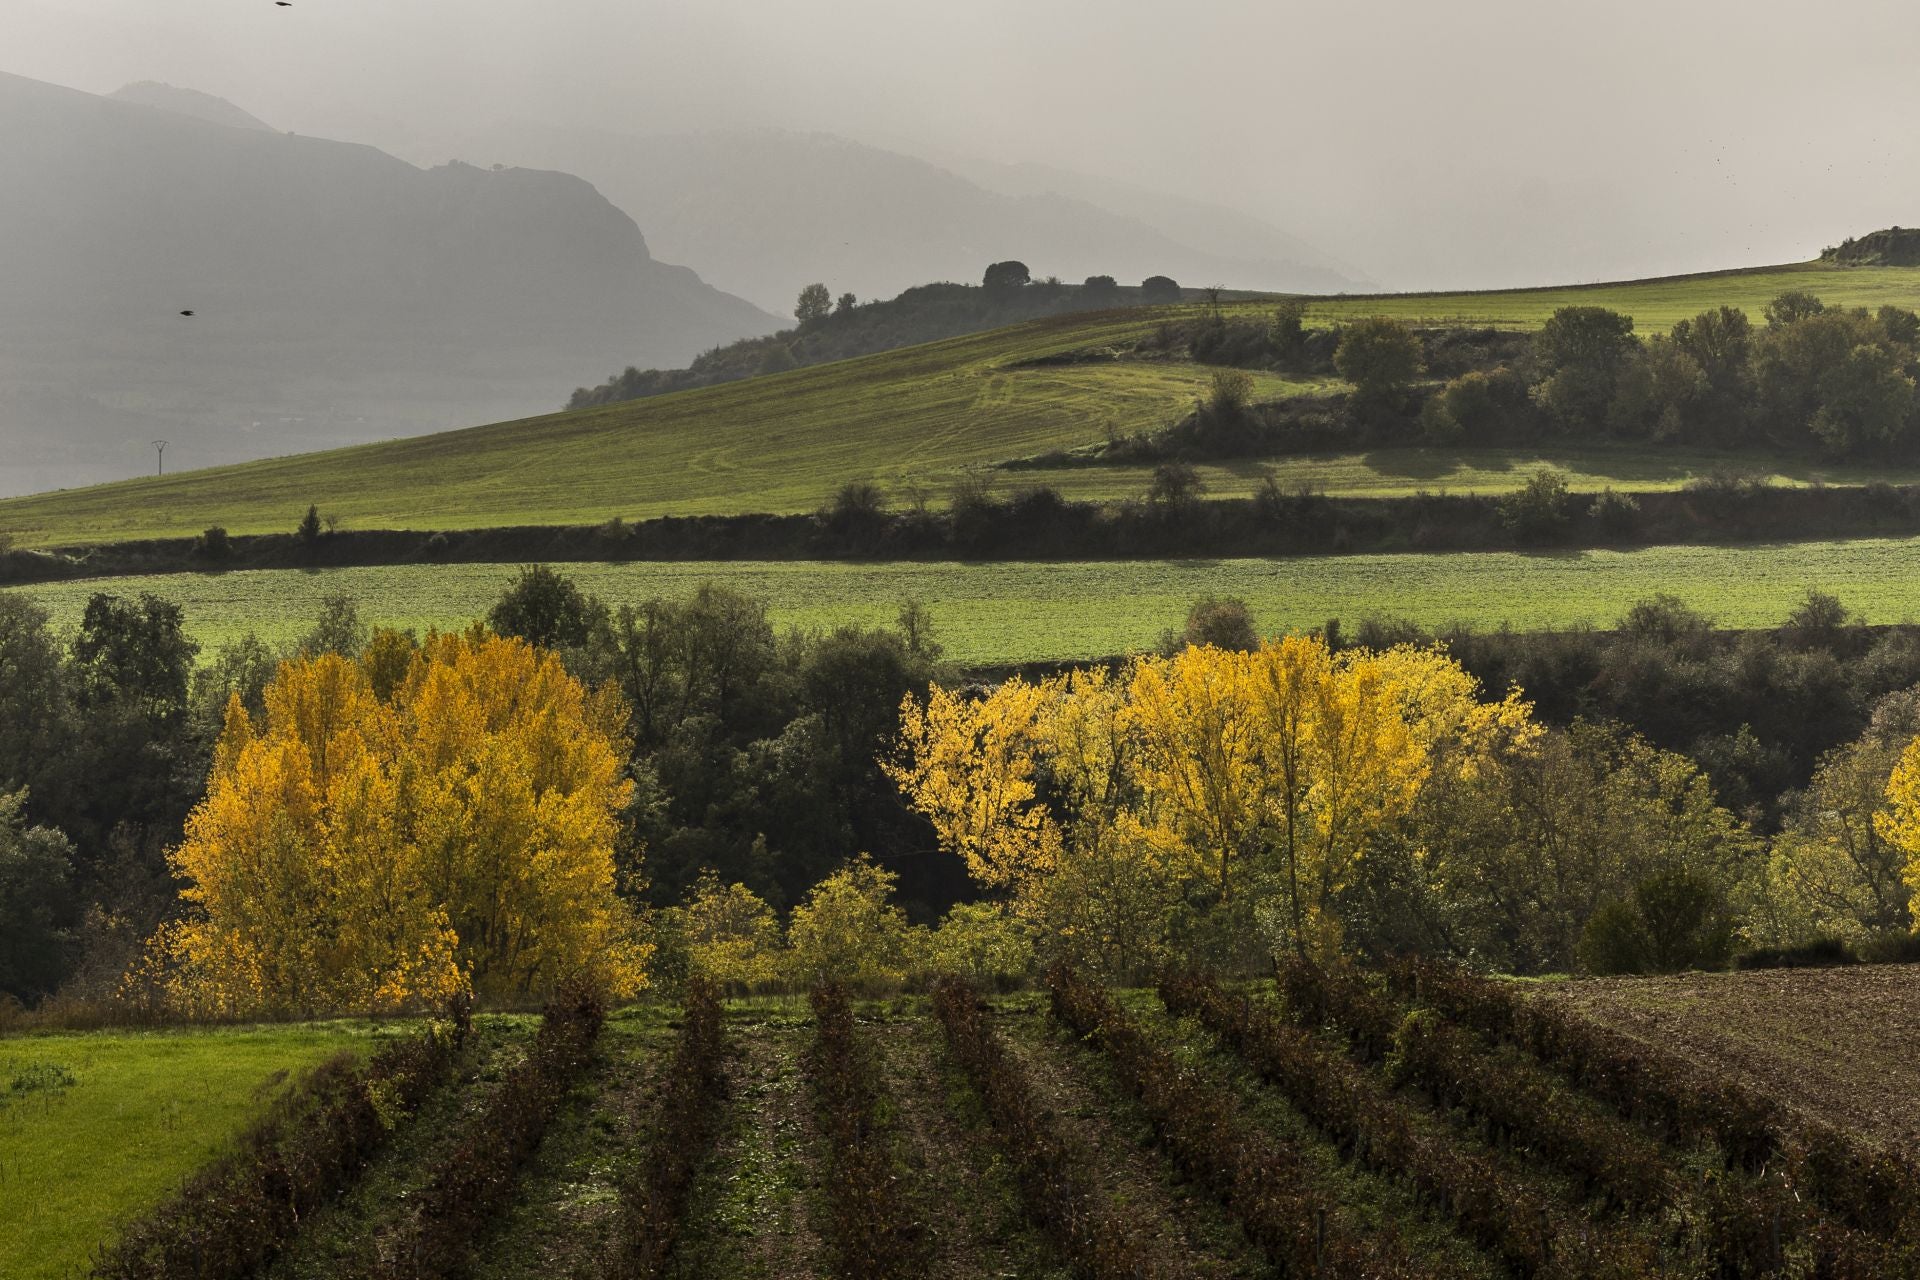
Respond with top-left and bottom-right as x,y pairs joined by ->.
5,260 -> 1918,548
0,1022 -> 384,1280
15,538 -> 1920,667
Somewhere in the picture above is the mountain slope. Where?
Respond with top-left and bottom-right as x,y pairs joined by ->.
5,257 -> 1920,548
0,72 -> 779,496
106,81 -> 275,132
423,123 -> 1366,314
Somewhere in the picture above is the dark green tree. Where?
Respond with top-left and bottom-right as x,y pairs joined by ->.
983,260 -> 1031,291
795,283 -> 831,325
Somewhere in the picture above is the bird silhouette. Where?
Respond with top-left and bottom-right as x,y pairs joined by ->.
178,309 -> 195,317
275,2 -> 292,6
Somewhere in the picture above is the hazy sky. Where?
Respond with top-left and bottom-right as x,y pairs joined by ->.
9,0 -> 1920,289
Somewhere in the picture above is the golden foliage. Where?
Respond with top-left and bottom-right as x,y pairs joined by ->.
160,631 -> 648,1015
890,634 -> 1532,964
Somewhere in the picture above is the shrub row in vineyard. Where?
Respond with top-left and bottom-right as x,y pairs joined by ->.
807,985 -> 926,1278
373,985 -> 603,1279
930,979 -> 1172,1280
1045,965 -> 1430,1279
1277,959 -> 1671,1213
1158,970 -> 1648,1280
1388,958 -> 1920,1240
93,1003 -> 470,1280
605,979 -> 728,1280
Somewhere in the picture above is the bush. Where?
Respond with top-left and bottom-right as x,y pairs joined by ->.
1173,594 -> 1259,653
1206,367 -> 1254,417
194,526 -> 232,560
785,856 -> 920,990
1140,275 -> 1181,303
1333,317 -> 1423,412
1578,900 -> 1653,975
296,504 -> 322,545
924,902 -> 1032,986
1590,487 -> 1641,537
1734,937 -> 1858,970
1497,468 -> 1573,542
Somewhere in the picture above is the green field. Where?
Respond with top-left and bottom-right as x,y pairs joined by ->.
4,260 -> 1918,548
0,1023 -> 381,1280
15,538 -> 1920,665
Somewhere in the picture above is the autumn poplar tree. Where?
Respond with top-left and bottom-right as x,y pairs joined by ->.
157,630 -> 648,1015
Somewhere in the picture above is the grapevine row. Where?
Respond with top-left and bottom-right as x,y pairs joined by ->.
94,1001 -> 471,1280
1046,965 -> 1436,1280
1388,957 -> 1920,1241
604,978 -> 729,1280
372,984 -> 603,1279
807,984 -> 926,1278
931,979 -> 1175,1280
1157,969 -> 1648,1280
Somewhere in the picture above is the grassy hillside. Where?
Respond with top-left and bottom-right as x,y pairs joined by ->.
18,535 -> 1920,665
6,260 -> 1919,548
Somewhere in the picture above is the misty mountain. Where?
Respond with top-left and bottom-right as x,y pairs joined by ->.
414,123 -> 1366,316
107,81 -> 275,132
0,72 -> 778,496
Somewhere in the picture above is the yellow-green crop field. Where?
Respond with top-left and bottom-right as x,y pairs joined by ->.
13,538 -> 1920,666
4,260 -> 1918,549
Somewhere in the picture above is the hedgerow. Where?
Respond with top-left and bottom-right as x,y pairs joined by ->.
1157,969 -> 1651,1279
92,1002 -> 470,1280
930,979 -> 1168,1280
1045,965 -> 1432,1279
807,984 -> 926,1277
372,984 -> 603,1279
604,978 -> 729,1280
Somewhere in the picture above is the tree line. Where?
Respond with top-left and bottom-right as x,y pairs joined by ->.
7,569 -> 1920,1016
1126,291 -> 1920,463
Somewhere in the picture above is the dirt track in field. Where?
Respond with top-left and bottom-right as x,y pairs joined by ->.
1540,964 -> 1920,1149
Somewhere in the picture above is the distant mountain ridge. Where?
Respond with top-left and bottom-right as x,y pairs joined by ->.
412,121 -> 1367,315
107,81 -> 275,132
0,71 -> 779,496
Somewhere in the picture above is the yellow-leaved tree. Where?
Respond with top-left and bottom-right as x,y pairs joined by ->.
1875,734 -> 1920,920
157,630 -> 648,1016
890,633 -> 1533,969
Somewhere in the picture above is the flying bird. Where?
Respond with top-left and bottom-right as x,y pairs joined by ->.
275,2 -> 292,6
178,309 -> 195,317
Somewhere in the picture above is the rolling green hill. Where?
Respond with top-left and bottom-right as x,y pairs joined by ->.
6,259 -> 1919,548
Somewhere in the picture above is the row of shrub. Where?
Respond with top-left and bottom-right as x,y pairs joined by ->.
1387,958 -> 1920,1241
372,985 -> 602,1278
930,979 -> 1170,1279
1275,959 -> 1672,1215
93,1003 -> 470,1279
1045,965 -> 1426,1279
1273,961 -> 1884,1275
1157,970 -> 1647,1279
604,979 -> 728,1279
806,985 -> 926,1277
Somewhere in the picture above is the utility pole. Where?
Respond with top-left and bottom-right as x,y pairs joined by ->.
153,440 -> 168,476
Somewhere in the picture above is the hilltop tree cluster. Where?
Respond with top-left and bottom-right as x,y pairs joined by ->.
1138,293 -> 1920,464
569,267 -> 1184,409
